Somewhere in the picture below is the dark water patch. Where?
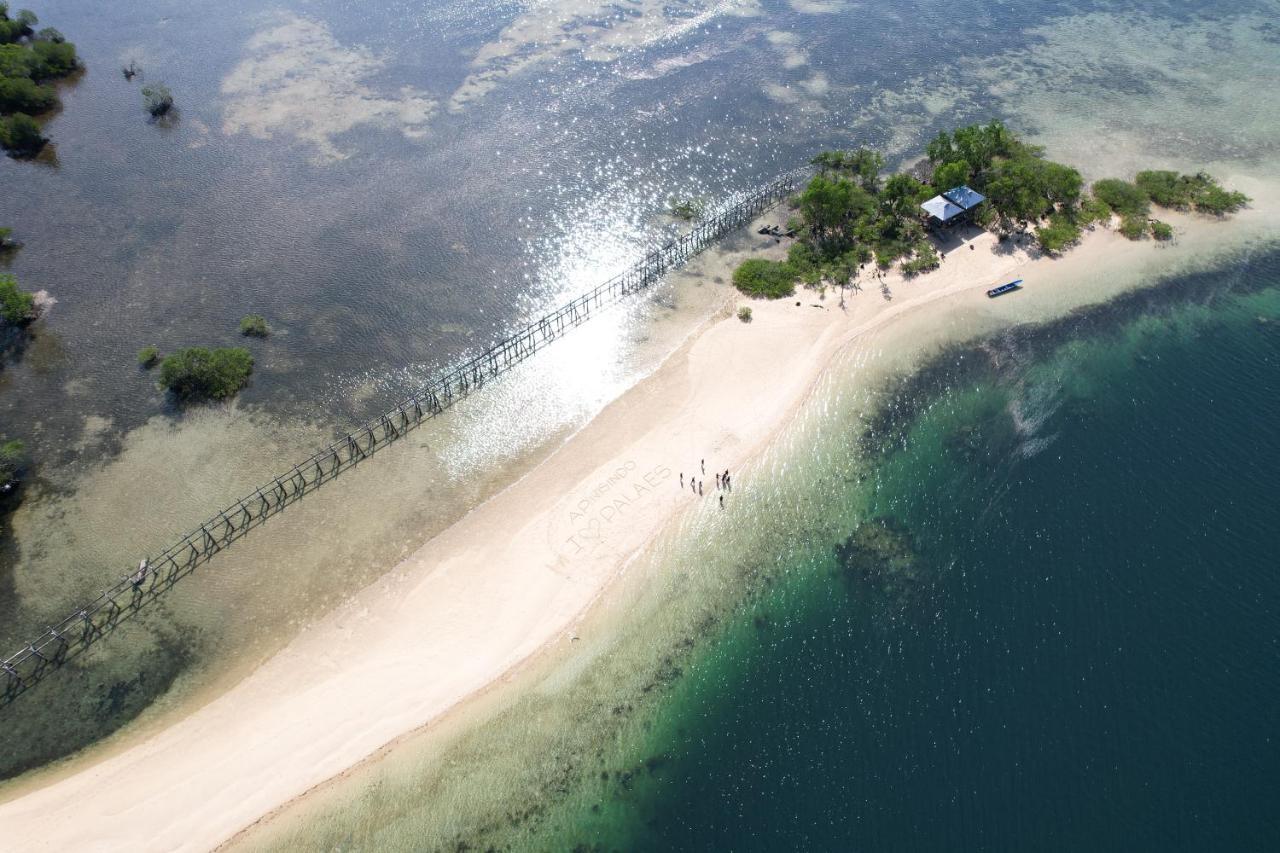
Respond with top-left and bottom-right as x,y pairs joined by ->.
0,606 -> 203,780
529,248 -> 1280,850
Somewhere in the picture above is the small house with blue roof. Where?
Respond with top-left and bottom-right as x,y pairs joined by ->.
921,185 -> 986,227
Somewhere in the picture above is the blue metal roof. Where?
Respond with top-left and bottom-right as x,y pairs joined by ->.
921,195 -> 965,222
942,185 -> 986,210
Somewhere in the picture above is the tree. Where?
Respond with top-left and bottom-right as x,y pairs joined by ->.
880,173 -> 929,221
0,272 -> 36,324
1091,179 -> 1149,218
931,160 -> 970,192
1193,182 -> 1249,215
1135,170 -> 1194,207
798,174 -> 873,244
984,156 -> 1082,226
30,39 -> 77,77
142,83 -> 174,117
157,347 -> 254,401
845,147 -> 884,192
951,121 -> 1016,175
925,130 -> 955,165
12,8 -> 35,38
0,75 -> 56,114
0,43 -> 35,76
0,111 -> 45,155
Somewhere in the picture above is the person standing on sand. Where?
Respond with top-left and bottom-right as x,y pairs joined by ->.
715,472 -> 721,489
698,480 -> 703,496
719,495 -> 724,509
701,459 -> 705,475
680,472 -> 684,488
690,480 -> 696,494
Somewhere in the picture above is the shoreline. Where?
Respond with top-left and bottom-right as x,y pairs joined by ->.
2,191 -> 1275,851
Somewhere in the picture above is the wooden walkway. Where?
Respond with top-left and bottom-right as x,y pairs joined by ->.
0,175 -> 797,706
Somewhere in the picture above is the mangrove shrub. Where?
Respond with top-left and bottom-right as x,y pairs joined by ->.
158,346 -> 254,401
239,314 -> 269,337
0,437 -> 25,487
733,258 -> 795,299
1092,179 -> 1149,218
0,271 -> 35,324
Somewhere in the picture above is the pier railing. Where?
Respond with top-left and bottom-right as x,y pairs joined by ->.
0,174 -> 797,706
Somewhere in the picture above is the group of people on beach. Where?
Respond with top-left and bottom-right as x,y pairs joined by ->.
679,458 -> 732,508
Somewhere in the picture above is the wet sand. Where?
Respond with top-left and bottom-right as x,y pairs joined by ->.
0,194 -> 1274,851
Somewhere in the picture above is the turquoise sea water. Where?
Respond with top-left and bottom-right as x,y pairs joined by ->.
547,255 -> 1280,850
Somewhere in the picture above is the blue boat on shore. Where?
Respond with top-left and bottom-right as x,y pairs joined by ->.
987,279 -> 1023,298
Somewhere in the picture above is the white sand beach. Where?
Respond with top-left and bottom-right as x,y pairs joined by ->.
1,191 -> 1273,851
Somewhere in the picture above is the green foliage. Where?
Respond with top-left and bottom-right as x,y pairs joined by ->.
1091,179 -> 1149,218
737,305 -> 752,323
1191,180 -> 1249,215
1036,212 -> 1082,254
1131,169 -> 1248,213
0,271 -> 35,324
143,83 -> 174,117
0,7 -> 36,44
1118,214 -> 1149,240
239,314 -> 269,337
925,131 -> 956,166
1150,220 -> 1174,241
798,174 -> 874,244
29,38 -> 76,77
984,156 -> 1082,225
880,173 -> 930,221
137,345 -> 160,367
1078,194 -> 1112,226
157,347 -> 254,401
811,148 -> 884,191
781,123 -> 1236,282
0,437 -> 25,486
732,258 -> 795,299
1134,170 -> 1194,207
786,239 -> 824,286
927,122 -> 1018,173
874,244 -> 908,269
0,6 -> 75,153
901,240 -> 940,277
0,110 -> 42,154
0,74 -> 54,113
931,160 -> 970,193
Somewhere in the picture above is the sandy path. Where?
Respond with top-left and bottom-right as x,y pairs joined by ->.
0,220 -> 1234,851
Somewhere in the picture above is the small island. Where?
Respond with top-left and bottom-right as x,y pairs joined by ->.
733,122 -> 1249,299
0,3 -> 79,156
